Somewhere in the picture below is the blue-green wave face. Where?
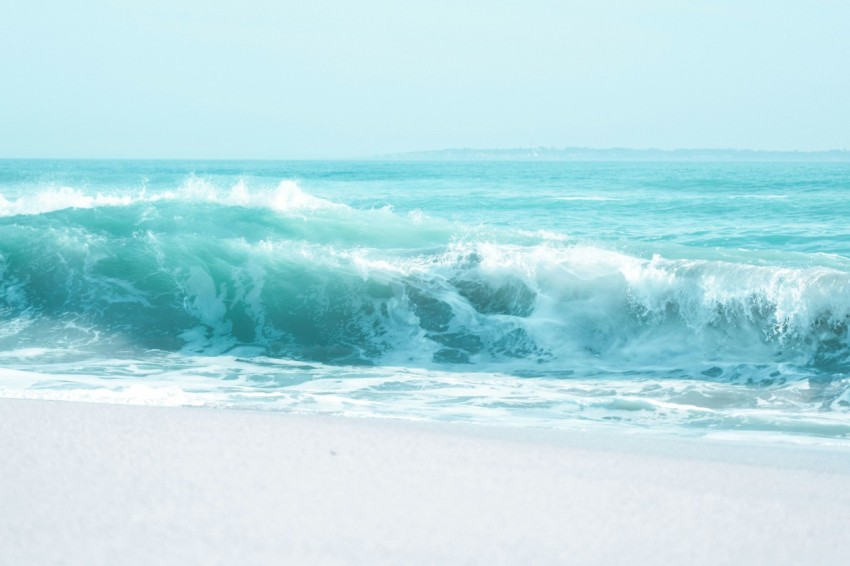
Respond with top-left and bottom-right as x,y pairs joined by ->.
1,160 -> 850,440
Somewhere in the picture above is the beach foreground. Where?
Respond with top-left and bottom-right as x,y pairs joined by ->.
1,399 -> 849,565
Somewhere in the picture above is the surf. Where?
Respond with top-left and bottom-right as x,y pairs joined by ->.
2,161 -> 849,441
1,182 -> 848,378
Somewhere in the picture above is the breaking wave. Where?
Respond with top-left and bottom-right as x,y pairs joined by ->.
2,181 -> 848,386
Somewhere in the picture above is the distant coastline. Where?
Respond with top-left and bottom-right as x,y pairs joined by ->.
377,147 -> 850,162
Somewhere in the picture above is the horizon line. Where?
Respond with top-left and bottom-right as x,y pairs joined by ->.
2,146 -> 850,161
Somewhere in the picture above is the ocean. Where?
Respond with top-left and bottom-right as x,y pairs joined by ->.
1,159 -> 849,442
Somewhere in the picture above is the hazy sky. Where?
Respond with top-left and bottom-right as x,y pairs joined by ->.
2,0 -> 848,158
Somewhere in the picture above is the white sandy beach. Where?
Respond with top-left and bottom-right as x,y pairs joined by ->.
1,398 -> 849,565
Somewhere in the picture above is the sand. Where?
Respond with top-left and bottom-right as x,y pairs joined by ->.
1,398 -> 848,565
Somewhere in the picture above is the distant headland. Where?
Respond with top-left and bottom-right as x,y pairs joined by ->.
377,147 -> 850,162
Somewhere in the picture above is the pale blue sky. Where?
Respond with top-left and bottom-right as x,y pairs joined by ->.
1,1 -> 848,158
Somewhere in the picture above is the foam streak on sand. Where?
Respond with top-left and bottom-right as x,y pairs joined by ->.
1,398 -> 849,565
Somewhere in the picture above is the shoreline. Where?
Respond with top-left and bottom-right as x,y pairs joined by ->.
2,398 -> 849,564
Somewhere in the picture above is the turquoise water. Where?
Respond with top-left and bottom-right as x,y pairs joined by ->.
1,159 -> 849,441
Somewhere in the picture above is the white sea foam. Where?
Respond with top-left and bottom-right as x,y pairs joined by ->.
1,359 -> 847,442
0,187 -> 135,216
0,178 -> 344,217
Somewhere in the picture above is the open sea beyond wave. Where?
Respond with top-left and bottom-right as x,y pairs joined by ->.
2,159 -> 849,442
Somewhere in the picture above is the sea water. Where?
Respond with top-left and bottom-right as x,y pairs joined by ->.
1,159 -> 849,442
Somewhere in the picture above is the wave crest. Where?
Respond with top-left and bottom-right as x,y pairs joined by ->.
0,177 -> 344,217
